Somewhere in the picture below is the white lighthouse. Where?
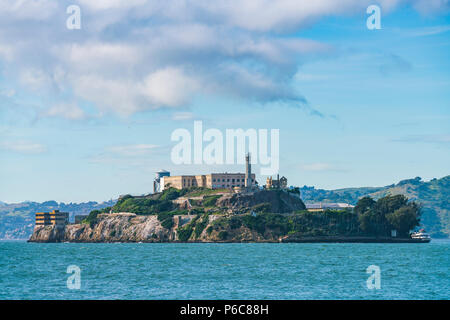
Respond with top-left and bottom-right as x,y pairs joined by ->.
245,153 -> 252,188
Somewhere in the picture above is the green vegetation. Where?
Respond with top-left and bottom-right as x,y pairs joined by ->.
202,195 -> 221,207
251,202 -> 271,213
194,214 -> 209,238
113,197 -> 174,215
159,188 -> 189,201
184,187 -> 230,197
176,214 -> 212,241
82,210 -> 102,228
157,212 -> 175,229
356,195 -> 421,237
177,215 -> 200,241
101,188 -> 222,216
301,175 -> 449,237
77,189 -> 424,240
218,231 -> 228,240
207,195 -> 421,238
287,187 -> 300,195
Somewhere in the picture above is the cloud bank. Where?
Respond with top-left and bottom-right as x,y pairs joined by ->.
0,0 -> 448,118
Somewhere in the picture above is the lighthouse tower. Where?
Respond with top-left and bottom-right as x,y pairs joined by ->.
245,153 -> 252,188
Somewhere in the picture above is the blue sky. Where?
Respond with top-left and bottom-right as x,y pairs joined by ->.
0,0 -> 449,203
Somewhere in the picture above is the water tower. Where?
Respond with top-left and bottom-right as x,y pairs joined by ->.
154,169 -> 170,193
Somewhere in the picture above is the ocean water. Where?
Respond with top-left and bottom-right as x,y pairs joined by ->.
0,240 -> 448,300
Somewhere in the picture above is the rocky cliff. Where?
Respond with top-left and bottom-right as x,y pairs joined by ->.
28,212 -> 273,243
28,189 -> 309,243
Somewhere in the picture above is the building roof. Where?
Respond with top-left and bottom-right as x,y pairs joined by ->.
306,203 -> 355,209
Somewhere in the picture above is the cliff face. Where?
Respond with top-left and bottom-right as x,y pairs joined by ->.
30,213 -> 182,242
28,212 -> 283,243
28,213 -> 292,242
28,189 -> 309,243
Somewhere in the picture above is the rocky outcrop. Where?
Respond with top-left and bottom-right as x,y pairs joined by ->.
28,212 -> 282,243
29,213 -> 193,243
28,211 -> 425,243
217,190 -> 305,213
27,190 -> 308,243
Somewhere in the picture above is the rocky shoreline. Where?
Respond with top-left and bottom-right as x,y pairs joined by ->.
28,212 -> 429,243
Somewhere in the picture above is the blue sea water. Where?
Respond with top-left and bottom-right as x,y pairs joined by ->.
0,240 -> 448,300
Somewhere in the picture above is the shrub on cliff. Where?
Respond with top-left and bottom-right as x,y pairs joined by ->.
157,212 -> 175,229
194,214 -> 209,238
202,195 -> 221,207
177,215 -> 201,241
218,231 -> 228,240
83,210 -> 100,228
111,197 -> 174,215
251,202 -> 271,213
159,188 -> 183,201
177,225 -> 194,241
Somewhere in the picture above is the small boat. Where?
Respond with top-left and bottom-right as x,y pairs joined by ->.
411,229 -> 431,242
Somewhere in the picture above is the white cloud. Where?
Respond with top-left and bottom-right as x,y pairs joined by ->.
172,112 -> 194,121
61,43 -> 142,73
0,0 -> 448,118
45,103 -> 86,120
0,88 -> 15,97
412,0 -> 450,14
0,44 -> 13,61
77,0 -> 149,11
19,69 -> 52,90
106,144 -> 159,156
403,25 -> 450,37
0,141 -> 46,154
140,67 -> 200,107
0,0 -> 58,20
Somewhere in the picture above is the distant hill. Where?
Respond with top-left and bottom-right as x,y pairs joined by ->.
300,175 -> 450,238
0,200 -> 115,239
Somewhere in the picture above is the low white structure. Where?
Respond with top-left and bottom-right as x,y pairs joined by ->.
306,203 -> 355,212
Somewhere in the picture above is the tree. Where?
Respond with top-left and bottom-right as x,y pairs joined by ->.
375,194 -> 408,215
386,205 -> 421,237
358,209 -> 383,235
354,196 -> 376,216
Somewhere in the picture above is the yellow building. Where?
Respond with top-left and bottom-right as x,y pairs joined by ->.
158,153 -> 257,191
161,173 -> 256,191
266,174 -> 288,189
35,210 -> 69,228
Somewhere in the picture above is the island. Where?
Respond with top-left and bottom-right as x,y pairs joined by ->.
28,187 -> 428,243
